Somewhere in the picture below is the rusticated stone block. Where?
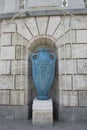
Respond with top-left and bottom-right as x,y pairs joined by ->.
2,21 -> 16,33
25,18 -> 38,36
0,90 -> 9,104
73,75 -> 87,90
1,46 -> 15,60
16,46 -> 26,60
17,22 -> 32,41
53,17 -> 70,39
72,44 -> 87,58
62,91 -> 78,106
76,30 -> 87,43
57,30 -> 76,47
78,59 -> 87,74
11,90 -> 24,105
79,91 -> 87,106
12,33 -> 28,47
16,75 -> 25,90
0,61 -> 10,74
59,75 -> 72,90
1,33 -> 11,45
11,60 -> 26,74
59,60 -> 77,74
58,44 -> 71,59
36,17 -> 48,34
0,75 -> 14,89
47,16 -> 61,35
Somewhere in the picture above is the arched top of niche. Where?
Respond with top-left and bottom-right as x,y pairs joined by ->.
28,35 -> 57,52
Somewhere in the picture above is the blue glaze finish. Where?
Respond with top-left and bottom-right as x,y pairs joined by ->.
31,48 -> 56,100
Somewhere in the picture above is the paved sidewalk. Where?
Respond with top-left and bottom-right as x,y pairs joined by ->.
0,119 -> 87,130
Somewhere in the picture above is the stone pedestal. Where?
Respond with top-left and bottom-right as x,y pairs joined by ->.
32,98 -> 53,126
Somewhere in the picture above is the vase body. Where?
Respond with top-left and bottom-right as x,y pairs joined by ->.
31,48 -> 56,100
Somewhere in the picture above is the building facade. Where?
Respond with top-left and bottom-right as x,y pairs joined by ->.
0,0 -> 87,122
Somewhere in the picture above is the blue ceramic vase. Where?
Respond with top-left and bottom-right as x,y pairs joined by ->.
31,48 -> 56,100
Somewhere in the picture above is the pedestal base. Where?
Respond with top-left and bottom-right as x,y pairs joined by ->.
32,98 -> 53,126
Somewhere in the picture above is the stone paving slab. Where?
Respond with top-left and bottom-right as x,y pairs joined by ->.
0,119 -> 87,130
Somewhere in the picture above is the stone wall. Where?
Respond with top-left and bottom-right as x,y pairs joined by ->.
0,15 -> 87,121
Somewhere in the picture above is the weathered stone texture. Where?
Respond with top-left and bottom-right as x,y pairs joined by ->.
59,75 -> 72,90
73,75 -> 87,90
16,46 -> 26,60
0,75 -> 14,89
36,17 -> 48,34
11,91 -> 24,105
11,60 -> 26,74
62,91 -> 78,106
71,16 -> 87,29
72,44 -> 87,58
32,98 -> 53,126
17,23 -> 32,41
79,91 -> 87,106
78,59 -> 87,74
0,61 -> 10,74
59,60 -> 77,74
58,44 -> 71,59
12,33 -> 28,47
47,16 -> 61,35
57,30 -> 76,47
1,46 -> 15,60
53,17 -> 70,39
1,33 -> 11,45
76,30 -> 87,43
26,18 -> 38,36
0,90 -> 9,104
2,21 -> 16,33
16,75 -> 25,90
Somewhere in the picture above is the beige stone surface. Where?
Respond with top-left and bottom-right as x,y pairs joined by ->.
0,61 -> 10,74
59,75 -> 72,90
59,60 -> 77,74
76,30 -> 87,43
16,46 -> 26,60
0,90 -> 9,104
79,91 -> 87,106
11,60 -> 26,74
16,75 -> 25,90
11,90 -> 24,105
62,91 -> 78,106
53,17 -> 70,39
2,20 -> 16,33
32,98 -> 53,126
73,75 -> 87,90
1,46 -> 15,60
71,16 -> 87,29
58,44 -> 71,59
72,44 -> 87,58
36,17 -> 48,34
47,16 -> 61,35
57,30 -> 76,47
1,33 -> 11,45
12,33 -> 28,47
17,23 -> 32,41
0,75 -> 14,89
26,18 -> 38,36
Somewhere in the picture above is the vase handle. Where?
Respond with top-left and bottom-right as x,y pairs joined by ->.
31,53 -> 37,61
50,53 -> 56,61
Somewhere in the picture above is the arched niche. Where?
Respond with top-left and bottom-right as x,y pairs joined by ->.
25,35 -> 59,119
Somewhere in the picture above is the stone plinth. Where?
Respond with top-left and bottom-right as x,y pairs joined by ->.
32,98 -> 53,126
